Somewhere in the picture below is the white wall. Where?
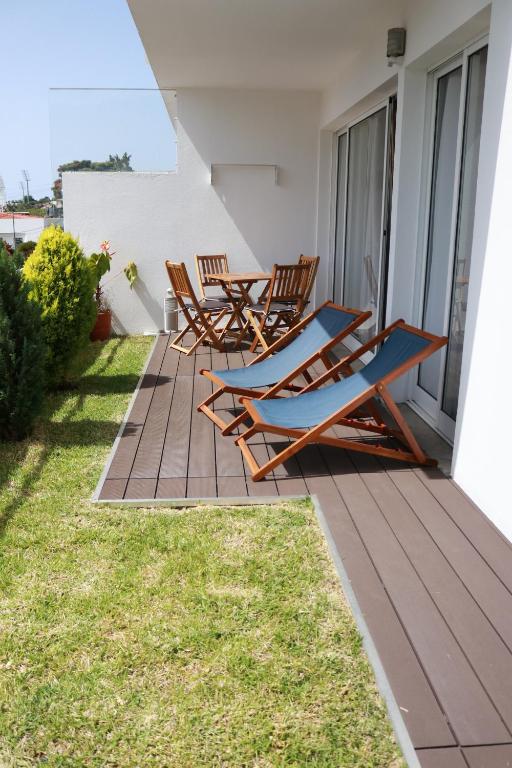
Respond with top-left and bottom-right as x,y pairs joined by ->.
0,217 -> 45,247
452,0 -> 512,539
64,88 -> 320,334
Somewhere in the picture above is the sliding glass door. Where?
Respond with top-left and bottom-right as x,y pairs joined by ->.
333,100 -> 395,345
414,43 -> 487,440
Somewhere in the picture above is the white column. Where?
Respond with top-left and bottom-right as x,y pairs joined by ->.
453,0 -> 512,539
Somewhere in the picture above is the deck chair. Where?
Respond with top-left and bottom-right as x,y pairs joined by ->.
235,321 -> 448,480
243,262 -> 311,352
198,301 -> 371,434
165,260 -> 230,355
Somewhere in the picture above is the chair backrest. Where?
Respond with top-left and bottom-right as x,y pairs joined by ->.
265,263 -> 310,310
165,260 -> 202,312
195,254 -> 229,299
362,323 -> 447,388
298,255 -> 320,308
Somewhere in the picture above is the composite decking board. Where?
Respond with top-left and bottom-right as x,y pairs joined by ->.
330,461 -> 511,745
212,352 -> 248,478
349,453 -> 512,732
416,748 -> 468,768
98,478 -> 128,500
386,466 -> 512,653
463,744 -> 512,767
304,474 -> 455,748
246,475 -> 279,496
158,375 -> 194,478
155,478 -> 187,498
217,476 -> 248,498
124,477 -> 158,499
186,476 -> 217,498
275,476 -> 308,495
187,375 -> 216,478
130,350 -> 178,479
415,467 -> 512,589
106,335 -> 168,479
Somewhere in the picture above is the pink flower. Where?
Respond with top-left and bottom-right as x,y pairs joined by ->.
100,240 -> 110,252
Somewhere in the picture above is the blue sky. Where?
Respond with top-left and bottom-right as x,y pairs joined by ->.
1,0 -> 176,202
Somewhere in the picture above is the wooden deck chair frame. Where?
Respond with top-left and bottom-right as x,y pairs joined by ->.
197,301 -> 371,435
297,255 -> 320,311
165,260 -> 229,356
234,321 -> 448,480
243,262 -> 311,352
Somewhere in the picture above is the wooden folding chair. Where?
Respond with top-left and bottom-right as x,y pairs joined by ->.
257,255 -> 319,307
195,254 -> 232,302
242,263 -> 310,353
165,260 -> 230,355
297,255 -> 320,311
234,321 -> 448,480
197,301 -> 371,434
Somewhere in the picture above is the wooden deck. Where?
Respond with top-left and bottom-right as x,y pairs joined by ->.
95,334 -> 512,768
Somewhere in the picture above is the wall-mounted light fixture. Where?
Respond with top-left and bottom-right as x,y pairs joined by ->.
387,28 -> 406,66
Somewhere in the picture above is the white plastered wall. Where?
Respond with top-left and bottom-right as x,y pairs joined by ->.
452,0 -> 512,539
64,88 -> 320,334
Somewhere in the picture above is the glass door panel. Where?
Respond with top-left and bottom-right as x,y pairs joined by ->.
442,47 -> 487,419
343,107 -> 387,342
413,43 -> 487,441
418,66 -> 462,397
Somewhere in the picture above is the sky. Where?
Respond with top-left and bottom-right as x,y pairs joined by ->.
1,0 -> 176,203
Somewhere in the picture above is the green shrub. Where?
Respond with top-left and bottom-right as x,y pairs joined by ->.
0,245 -> 46,440
13,239 -> 37,268
23,227 -> 96,385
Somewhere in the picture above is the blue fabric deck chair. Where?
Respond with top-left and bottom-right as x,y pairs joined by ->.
198,301 -> 371,434
234,321 -> 448,480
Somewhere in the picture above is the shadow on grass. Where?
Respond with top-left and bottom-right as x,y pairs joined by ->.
0,336 -> 131,538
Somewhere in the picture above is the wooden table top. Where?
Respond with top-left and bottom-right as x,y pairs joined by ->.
208,271 -> 271,283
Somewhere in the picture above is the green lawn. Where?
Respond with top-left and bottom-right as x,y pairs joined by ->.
0,337 -> 403,767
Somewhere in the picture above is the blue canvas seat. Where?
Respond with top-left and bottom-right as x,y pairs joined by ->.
234,321 -> 448,481
198,301 -> 371,434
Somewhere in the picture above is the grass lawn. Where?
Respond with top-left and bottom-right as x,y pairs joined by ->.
0,337 -> 403,767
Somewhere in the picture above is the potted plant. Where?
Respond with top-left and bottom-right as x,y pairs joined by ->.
88,241 -> 138,341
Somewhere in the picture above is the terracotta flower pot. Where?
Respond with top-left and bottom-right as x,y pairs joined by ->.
90,309 -> 112,341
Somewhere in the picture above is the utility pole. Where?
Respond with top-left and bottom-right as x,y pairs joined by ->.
19,181 -> 26,202
22,169 -> 30,201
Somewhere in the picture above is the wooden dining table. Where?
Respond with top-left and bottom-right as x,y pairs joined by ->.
208,271 -> 272,347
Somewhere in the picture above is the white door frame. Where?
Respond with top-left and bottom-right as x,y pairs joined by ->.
411,37 -> 488,443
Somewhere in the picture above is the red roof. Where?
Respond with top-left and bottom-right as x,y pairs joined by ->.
0,212 -> 44,220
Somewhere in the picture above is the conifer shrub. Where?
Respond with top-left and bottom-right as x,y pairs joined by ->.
23,227 -> 96,385
13,239 -> 37,268
0,245 -> 46,440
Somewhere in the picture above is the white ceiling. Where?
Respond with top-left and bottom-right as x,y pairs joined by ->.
127,0 -> 405,90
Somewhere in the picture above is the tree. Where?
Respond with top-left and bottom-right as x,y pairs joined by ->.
52,152 -> 132,199
0,244 -> 46,440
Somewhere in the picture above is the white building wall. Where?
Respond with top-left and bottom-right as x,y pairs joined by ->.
452,0 -> 512,539
0,217 -> 45,247
64,89 -> 320,334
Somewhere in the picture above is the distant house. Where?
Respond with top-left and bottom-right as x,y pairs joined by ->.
0,212 -> 45,248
